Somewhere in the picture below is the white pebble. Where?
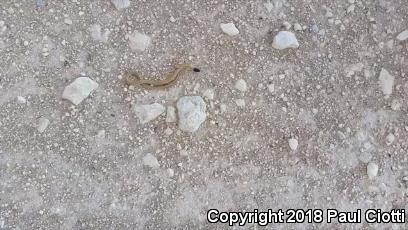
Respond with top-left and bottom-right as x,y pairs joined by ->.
164,127 -> 173,136
17,96 -> 27,104
62,77 -> 98,105
235,99 -> 245,108
128,31 -> 151,52
288,138 -> 298,151
396,30 -> 408,41
220,104 -> 227,113
133,103 -> 165,124
391,99 -> 401,111
282,21 -> 292,30
294,23 -> 302,31
90,24 -> 110,43
203,88 -> 215,100
367,162 -> 379,179
177,96 -> 207,132
385,133 -> 395,146
111,0 -> 130,10
234,79 -> 248,92
37,117 -> 50,133
378,68 -> 394,96
166,106 -> 177,123
167,168 -> 174,177
272,31 -> 299,50
142,153 -> 160,168
220,22 -> 239,36
64,18 -> 73,25
267,83 -> 275,93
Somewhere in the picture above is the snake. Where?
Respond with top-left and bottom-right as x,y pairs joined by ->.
125,64 -> 200,90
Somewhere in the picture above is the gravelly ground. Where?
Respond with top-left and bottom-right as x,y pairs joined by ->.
0,0 -> 407,229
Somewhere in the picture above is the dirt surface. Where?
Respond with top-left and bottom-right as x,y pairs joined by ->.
1,0 -> 408,229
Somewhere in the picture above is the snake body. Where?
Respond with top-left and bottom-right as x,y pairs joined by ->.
125,64 -> 195,90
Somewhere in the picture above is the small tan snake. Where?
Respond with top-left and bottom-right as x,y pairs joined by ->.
125,64 -> 199,90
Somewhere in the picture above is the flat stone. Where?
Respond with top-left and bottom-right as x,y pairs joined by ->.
234,79 -> 248,92
143,153 -> 160,168
288,138 -> 298,151
272,31 -> 299,50
166,106 -> 177,123
62,77 -> 98,105
129,31 -> 151,52
378,68 -> 394,96
235,99 -> 245,108
177,96 -> 206,132
111,0 -> 130,10
37,117 -> 50,133
220,22 -> 239,36
133,103 -> 165,124
396,30 -> 408,41
202,89 -> 215,100
367,162 -> 379,179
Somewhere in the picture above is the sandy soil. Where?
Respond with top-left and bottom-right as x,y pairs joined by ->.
0,0 -> 407,229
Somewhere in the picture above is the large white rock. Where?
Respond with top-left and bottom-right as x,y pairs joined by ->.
129,31 -> 151,51
378,68 -> 394,96
143,153 -> 160,168
62,77 -> 98,105
177,96 -> 206,132
367,162 -> 379,179
272,31 -> 299,50
220,22 -> 239,36
396,30 -> 408,41
133,103 -> 165,124
111,0 -> 130,10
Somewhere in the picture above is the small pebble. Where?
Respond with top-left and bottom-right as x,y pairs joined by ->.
165,106 -> 177,123
133,103 -> 165,124
177,96 -> 207,132
220,22 -> 239,36
367,162 -> 379,179
111,0 -> 130,10
235,99 -> 245,108
37,118 -> 50,133
142,153 -> 160,168
17,96 -> 27,104
164,127 -> 173,136
167,168 -> 174,177
378,68 -> 394,96
391,99 -> 401,111
220,104 -> 227,113
203,88 -> 215,100
90,24 -> 110,43
64,18 -> 73,25
282,21 -> 292,30
386,133 -> 395,146
288,138 -> 298,151
294,23 -> 302,31
62,77 -> 98,105
234,79 -> 248,92
267,83 -> 275,93
396,30 -> 408,41
128,31 -> 151,52
272,31 -> 299,50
